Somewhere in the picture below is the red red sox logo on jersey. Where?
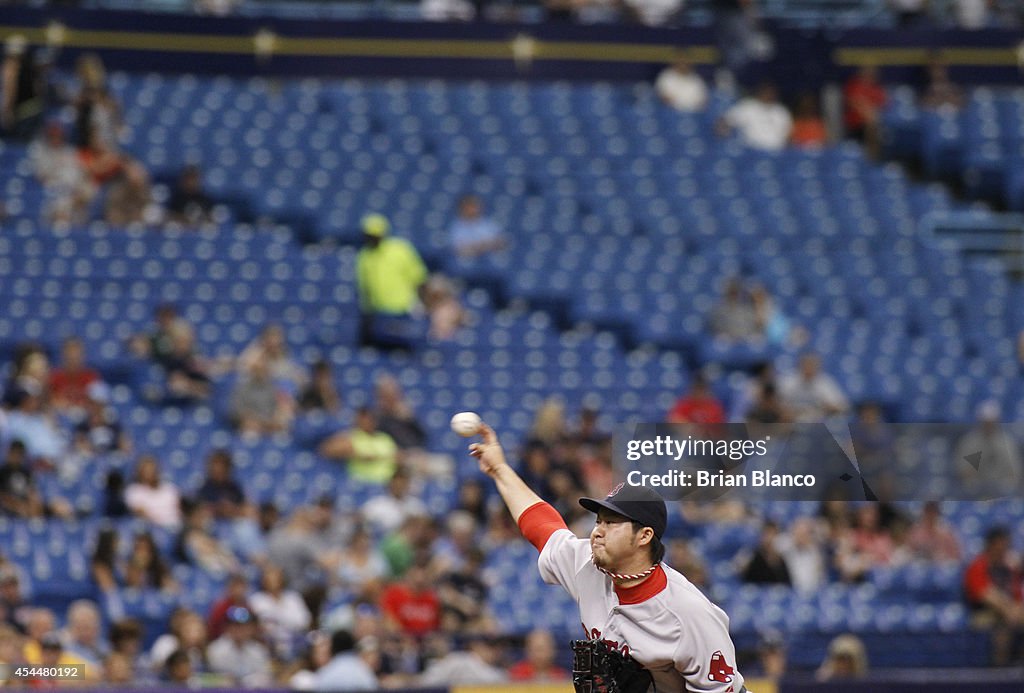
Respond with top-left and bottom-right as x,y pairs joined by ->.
708,650 -> 735,684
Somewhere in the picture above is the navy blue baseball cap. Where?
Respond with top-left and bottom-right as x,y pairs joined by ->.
579,483 -> 667,540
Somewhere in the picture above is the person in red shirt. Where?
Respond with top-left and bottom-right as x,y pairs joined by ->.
207,573 -> 250,641
667,374 -> 726,425
963,526 -> 1024,665
508,628 -> 569,682
791,93 -> 828,149
379,562 -> 440,638
843,65 -> 887,158
49,337 -> 100,413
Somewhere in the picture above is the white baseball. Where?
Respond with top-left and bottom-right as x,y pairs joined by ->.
450,411 -> 482,437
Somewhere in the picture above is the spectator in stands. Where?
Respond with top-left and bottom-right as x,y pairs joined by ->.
29,120 -> 95,225
161,320 -> 212,402
177,500 -> 241,578
0,623 -> 25,678
48,337 -> 101,415
778,352 -> 849,422
207,574 -> 251,641
229,353 -> 295,438
849,402 -> 895,473
266,498 -> 350,591
751,283 -> 801,348
790,93 -> 828,148
741,521 -> 791,586
362,467 -> 428,536
756,630 -> 787,681
455,477 -> 490,526
286,630 -> 332,689
319,407 -> 400,484
335,526 -> 389,600
238,324 -> 306,396
207,606 -> 273,687
107,618 -> 152,684
667,373 -> 726,425
4,390 -> 69,469
718,82 -> 793,152
437,547 -> 493,635
80,126 -> 152,226
666,539 -> 710,592
422,273 -> 466,341
908,501 -> 961,563
91,527 -> 121,593
195,0 -> 243,15
298,360 -> 341,414
74,54 -> 121,150
163,648 -> 198,686
2,345 -> 49,408
150,608 -> 208,674
836,504 -> 894,582
380,560 -> 440,638
374,374 -> 427,452
125,455 -> 182,528
74,385 -> 131,457
815,633 -> 868,681
963,526 -> 1024,665
101,651 -> 135,685
952,0 -> 1007,28
450,194 -> 507,259
312,629 -> 379,691
195,449 -> 246,520
250,563 -> 312,660
124,531 -> 176,593
709,279 -> 759,343
1,35 -> 45,141
509,629 -> 568,682
61,600 -> 107,673
712,0 -> 767,77
0,565 -> 30,633
0,441 -> 44,518
777,517 -> 827,594
356,213 -> 428,349
421,0 -> 476,21
843,65 -> 887,158
418,634 -> 508,686
101,470 -> 129,518
954,401 -> 1023,496
655,51 -> 708,113
745,382 -> 790,425
887,0 -> 928,26
166,164 -> 213,225
129,303 -> 179,365
527,397 -> 568,447
921,56 -> 964,111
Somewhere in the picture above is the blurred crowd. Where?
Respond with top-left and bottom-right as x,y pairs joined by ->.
8,0 -> 1023,28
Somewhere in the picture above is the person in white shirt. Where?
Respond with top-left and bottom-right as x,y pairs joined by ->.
206,607 -> 272,687
719,82 -> 793,152
776,517 -> 827,594
655,53 -> 709,113
248,564 -> 311,659
124,455 -> 181,529
777,352 -> 850,422
361,468 -> 428,535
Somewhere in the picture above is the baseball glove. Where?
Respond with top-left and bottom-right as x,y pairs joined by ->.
571,639 -> 654,693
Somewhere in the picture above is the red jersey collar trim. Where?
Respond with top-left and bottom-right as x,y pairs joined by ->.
613,565 -> 667,605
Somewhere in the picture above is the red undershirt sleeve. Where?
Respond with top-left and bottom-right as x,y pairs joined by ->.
517,501 -> 569,552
